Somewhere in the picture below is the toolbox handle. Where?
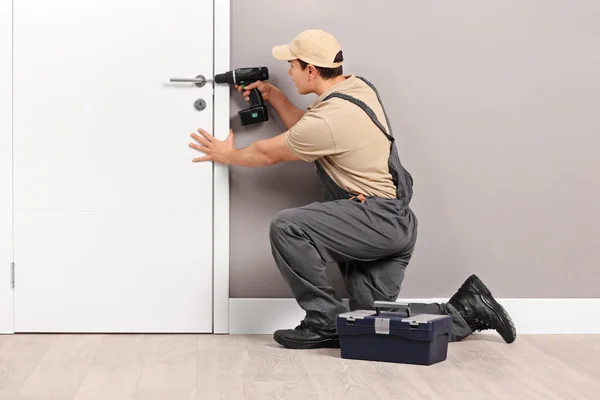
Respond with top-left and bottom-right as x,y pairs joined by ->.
374,301 -> 411,317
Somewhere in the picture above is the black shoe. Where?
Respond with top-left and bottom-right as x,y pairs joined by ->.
273,321 -> 340,349
449,274 -> 517,343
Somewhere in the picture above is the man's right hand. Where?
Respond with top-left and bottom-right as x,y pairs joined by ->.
235,81 -> 305,130
236,81 -> 278,103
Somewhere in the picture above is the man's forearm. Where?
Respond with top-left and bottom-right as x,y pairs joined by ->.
269,89 -> 305,129
228,140 -> 275,168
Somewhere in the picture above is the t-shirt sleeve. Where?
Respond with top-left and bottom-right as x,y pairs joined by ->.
284,112 -> 336,162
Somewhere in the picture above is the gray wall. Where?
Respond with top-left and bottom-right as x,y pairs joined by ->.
229,0 -> 600,298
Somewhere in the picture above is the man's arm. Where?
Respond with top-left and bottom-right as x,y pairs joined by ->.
268,89 -> 306,129
229,133 -> 302,167
190,128 -> 302,167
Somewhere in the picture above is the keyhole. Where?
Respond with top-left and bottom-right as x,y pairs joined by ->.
194,99 -> 206,111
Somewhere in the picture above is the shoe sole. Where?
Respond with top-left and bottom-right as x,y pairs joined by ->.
273,332 -> 340,350
468,275 -> 517,343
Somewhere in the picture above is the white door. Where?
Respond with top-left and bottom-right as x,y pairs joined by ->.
13,0 -> 215,332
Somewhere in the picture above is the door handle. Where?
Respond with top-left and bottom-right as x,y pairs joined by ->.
169,74 -> 210,88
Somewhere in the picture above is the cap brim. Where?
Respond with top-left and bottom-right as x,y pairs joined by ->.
272,44 -> 296,61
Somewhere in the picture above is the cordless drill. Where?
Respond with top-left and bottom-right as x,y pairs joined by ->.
214,67 -> 269,126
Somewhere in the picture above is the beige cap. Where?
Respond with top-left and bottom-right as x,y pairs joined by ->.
272,29 -> 343,68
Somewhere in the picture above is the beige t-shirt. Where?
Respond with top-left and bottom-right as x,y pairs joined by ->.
284,75 -> 397,199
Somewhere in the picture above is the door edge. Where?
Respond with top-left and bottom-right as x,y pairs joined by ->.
212,0 -> 230,335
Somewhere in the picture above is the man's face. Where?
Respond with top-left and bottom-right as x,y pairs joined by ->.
288,60 -> 312,95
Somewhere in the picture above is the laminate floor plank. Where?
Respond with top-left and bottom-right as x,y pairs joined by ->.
483,334 -> 600,400
73,334 -> 148,400
134,334 -> 198,400
15,334 -> 102,400
0,334 -> 58,399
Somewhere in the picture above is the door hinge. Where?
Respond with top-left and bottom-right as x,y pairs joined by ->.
11,262 -> 15,288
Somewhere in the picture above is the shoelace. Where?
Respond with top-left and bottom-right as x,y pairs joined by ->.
296,321 -> 310,331
474,319 -> 494,332
465,314 -> 495,332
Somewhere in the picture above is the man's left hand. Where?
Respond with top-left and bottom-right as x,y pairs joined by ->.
189,128 -> 234,164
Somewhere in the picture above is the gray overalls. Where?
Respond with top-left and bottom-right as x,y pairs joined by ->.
269,77 -> 471,341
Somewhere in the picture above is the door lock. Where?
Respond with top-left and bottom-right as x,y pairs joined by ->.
194,99 -> 207,111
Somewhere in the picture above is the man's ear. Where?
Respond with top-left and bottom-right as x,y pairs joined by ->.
307,64 -> 318,80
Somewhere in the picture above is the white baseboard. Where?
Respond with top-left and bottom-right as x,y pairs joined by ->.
229,298 -> 600,335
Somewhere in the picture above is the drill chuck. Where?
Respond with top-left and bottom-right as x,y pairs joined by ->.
214,71 -> 233,85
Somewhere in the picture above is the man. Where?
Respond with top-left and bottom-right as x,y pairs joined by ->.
189,29 -> 517,349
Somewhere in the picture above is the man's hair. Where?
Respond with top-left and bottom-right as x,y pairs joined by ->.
298,50 -> 344,80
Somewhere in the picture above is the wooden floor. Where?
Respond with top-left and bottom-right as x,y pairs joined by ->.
0,334 -> 599,399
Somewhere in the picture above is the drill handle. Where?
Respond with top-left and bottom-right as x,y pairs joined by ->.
248,87 -> 264,107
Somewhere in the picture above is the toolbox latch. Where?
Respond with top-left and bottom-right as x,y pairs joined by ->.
374,318 -> 390,335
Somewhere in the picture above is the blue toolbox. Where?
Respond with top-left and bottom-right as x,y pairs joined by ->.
336,301 -> 453,365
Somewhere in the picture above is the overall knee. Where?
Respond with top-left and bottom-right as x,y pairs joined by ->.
268,209 -> 297,247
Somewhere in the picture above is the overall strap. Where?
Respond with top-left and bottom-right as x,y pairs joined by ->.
322,92 -> 393,143
354,76 -> 396,137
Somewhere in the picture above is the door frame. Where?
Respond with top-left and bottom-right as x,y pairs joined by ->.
0,0 -> 231,334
